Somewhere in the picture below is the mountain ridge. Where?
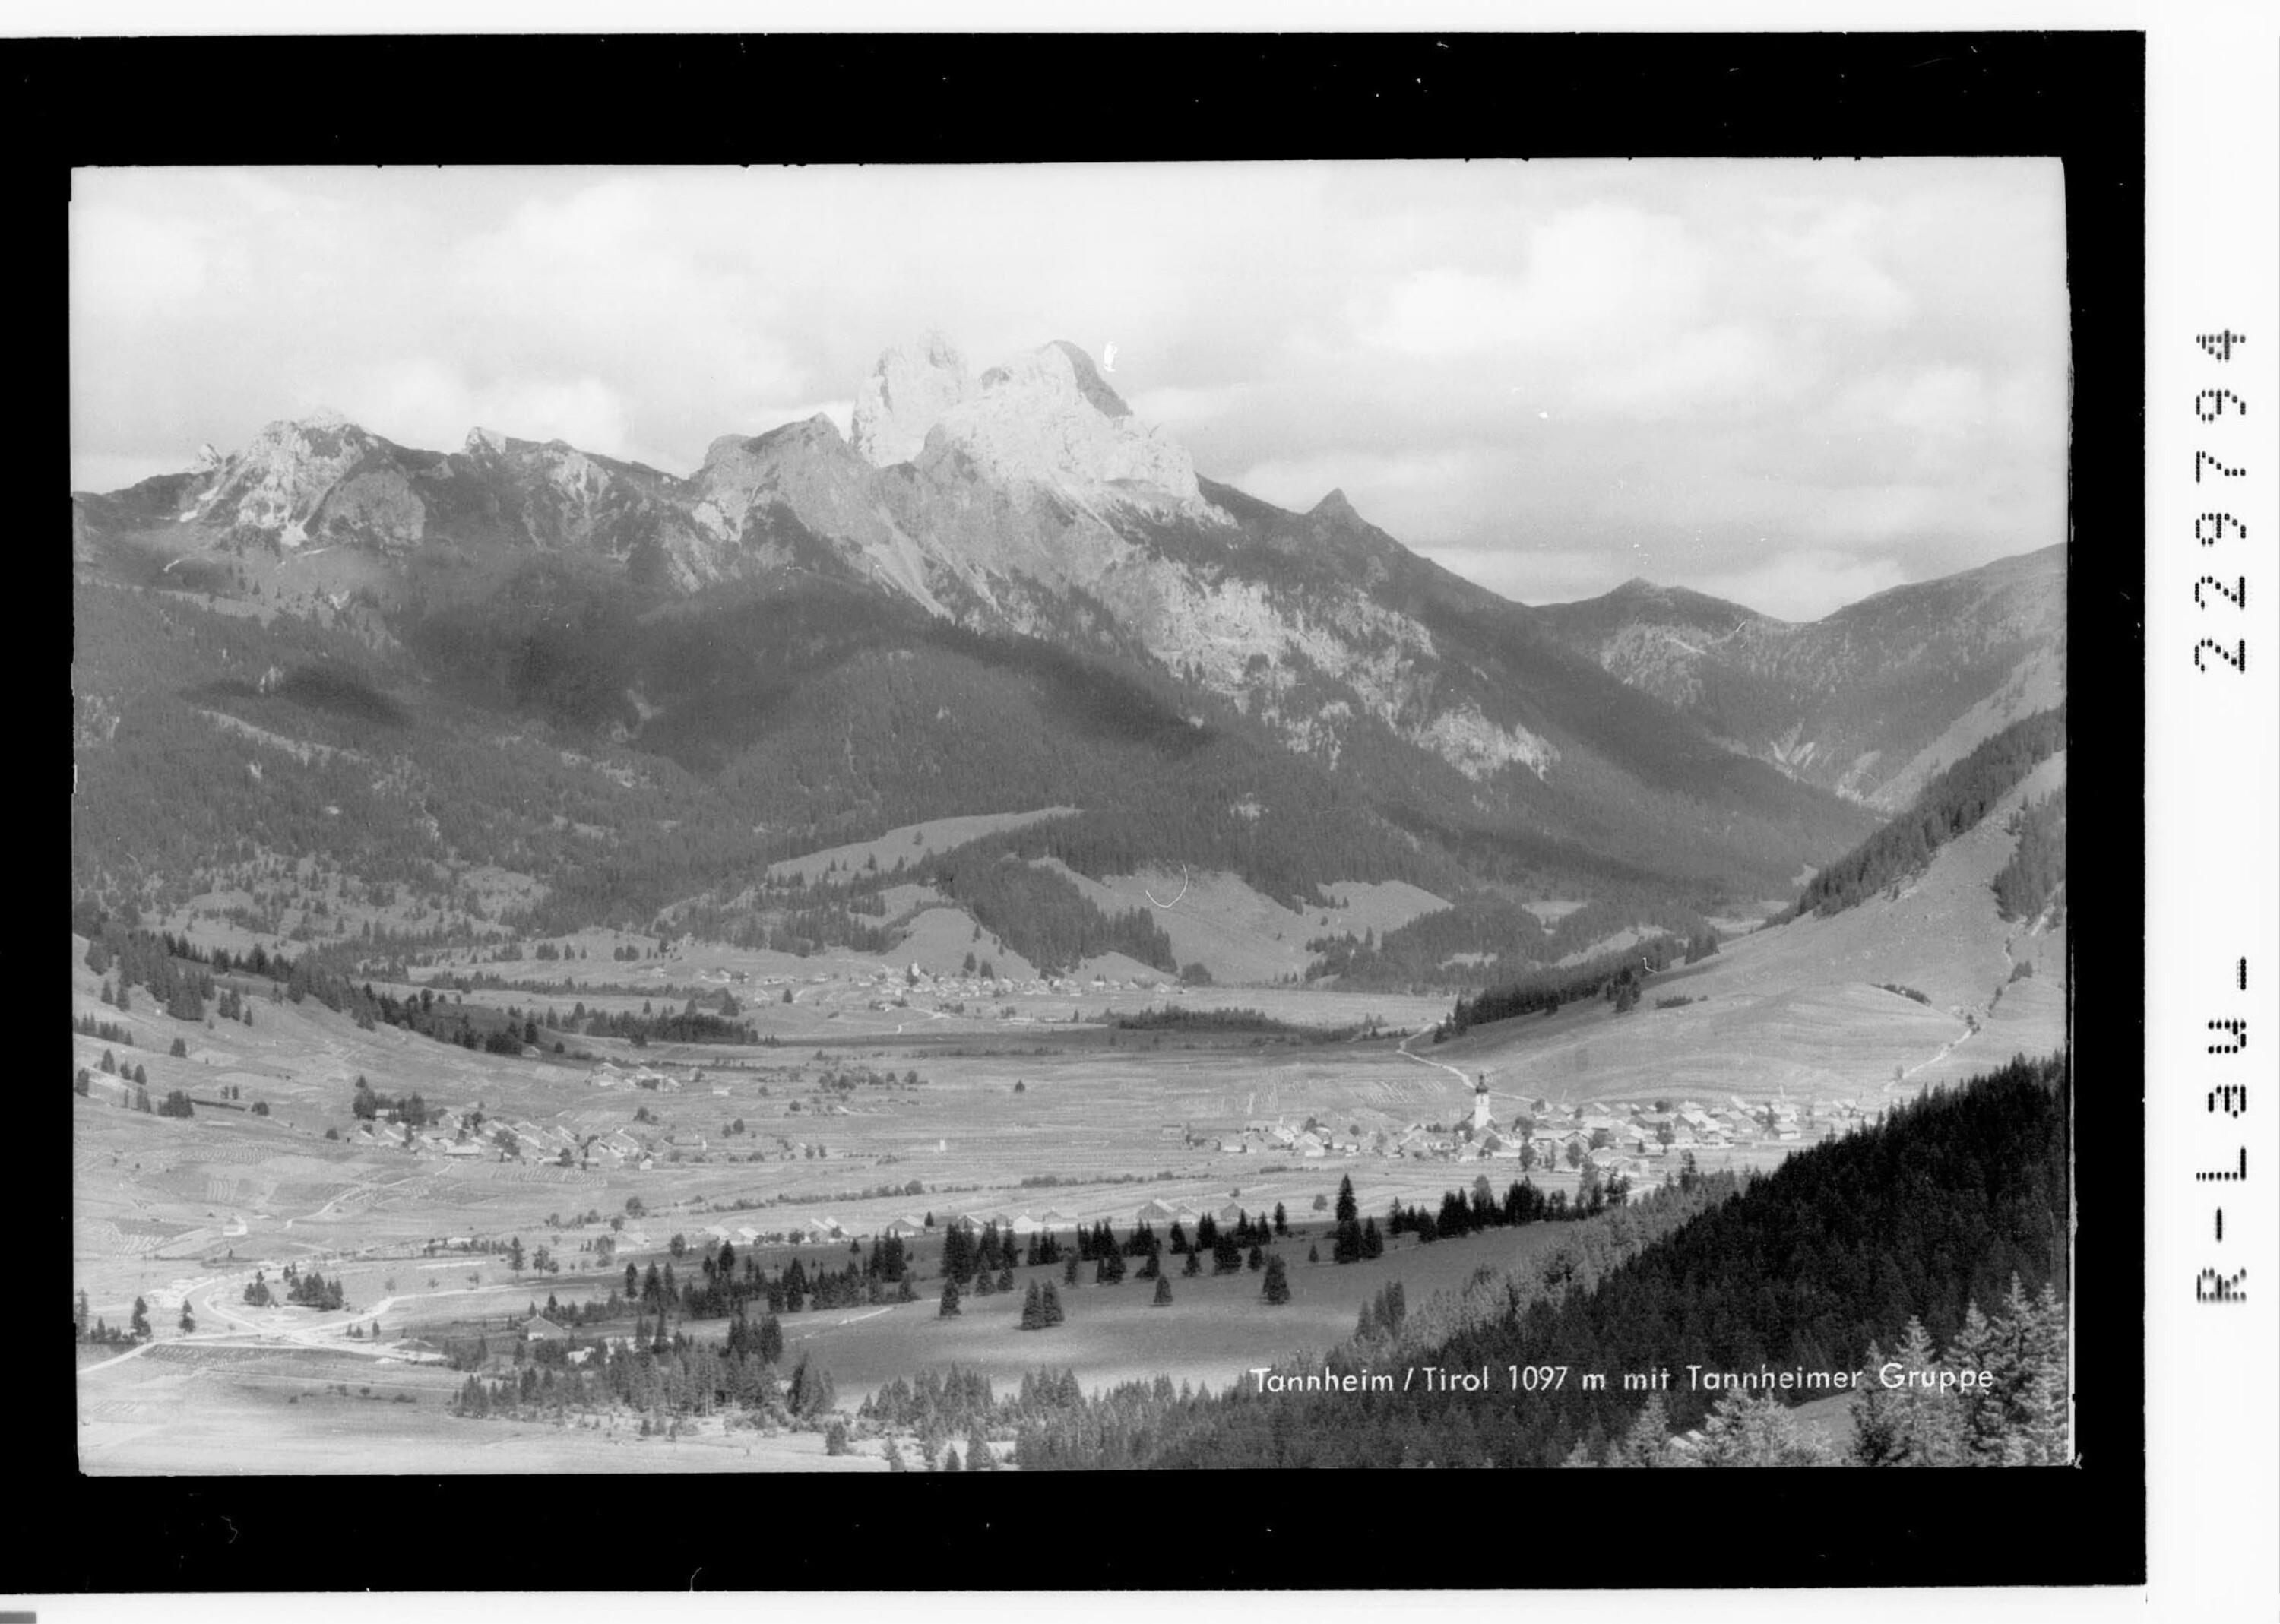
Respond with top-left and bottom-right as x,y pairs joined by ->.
71,334 -> 2059,959
1534,543 -> 2065,807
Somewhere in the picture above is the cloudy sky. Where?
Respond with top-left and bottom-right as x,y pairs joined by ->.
71,161 -> 2066,619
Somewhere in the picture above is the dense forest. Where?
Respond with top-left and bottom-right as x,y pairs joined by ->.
1781,705 -> 2067,922
1991,793 -> 2067,923
918,847 -> 1175,976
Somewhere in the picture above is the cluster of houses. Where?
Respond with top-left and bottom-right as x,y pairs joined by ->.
1169,1086 -> 1861,1181
588,1063 -> 679,1092
847,961 -> 1171,1014
359,1105 -> 663,1170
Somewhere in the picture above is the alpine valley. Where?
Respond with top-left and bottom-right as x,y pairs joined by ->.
72,335 -> 2070,1476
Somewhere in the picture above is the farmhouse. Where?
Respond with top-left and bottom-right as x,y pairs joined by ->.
884,1217 -> 929,1240
520,1315 -> 571,1343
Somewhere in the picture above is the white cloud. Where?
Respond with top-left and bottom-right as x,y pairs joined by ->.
70,204 -> 212,321
1355,204 -> 1709,364
1571,323 -> 1801,421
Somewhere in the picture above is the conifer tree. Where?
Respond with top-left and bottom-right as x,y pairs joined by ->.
1261,1254 -> 1290,1305
1876,1318 -> 1968,1466
1182,1248 -> 1202,1277
1020,1281 -> 1043,1331
130,1297 -> 150,1341
1152,1274 -> 1173,1308
1606,1392 -> 1671,1467
1697,1387 -> 1834,1466
1041,1281 -> 1064,1325
938,1280 -> 961,1319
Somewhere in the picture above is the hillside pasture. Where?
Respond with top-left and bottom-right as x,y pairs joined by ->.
765,806 -> 1080,888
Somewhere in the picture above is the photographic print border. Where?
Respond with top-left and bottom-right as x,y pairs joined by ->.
34,27 -> 2139,1593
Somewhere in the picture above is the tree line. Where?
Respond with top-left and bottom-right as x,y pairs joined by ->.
1781,704 -> 2066,922
1439,928 -> 1718,1036
1990,793 -> 2066,924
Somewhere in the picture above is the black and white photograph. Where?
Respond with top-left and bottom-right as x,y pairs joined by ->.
68,147 -> 2084,1483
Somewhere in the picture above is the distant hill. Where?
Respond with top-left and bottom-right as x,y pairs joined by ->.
1534,545 -> 2065,809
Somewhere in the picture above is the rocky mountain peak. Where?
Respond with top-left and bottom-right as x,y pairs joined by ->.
1042,340 -> 1132,419
1309,488 -> 1359,522
186,412 -> 391,546
850,331 -> 972,467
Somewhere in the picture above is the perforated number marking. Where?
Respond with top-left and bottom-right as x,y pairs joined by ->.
2197,1149 -> 2248,1183
2198,451 -> 2248,483
2197,1268 -> 2247,1301
2196,388 -> 2249,419
2195,638 -> 2247,673
2196,575 -> 2248,610
2197,513 -> 2248,545
2201,959 -> 2250,1301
